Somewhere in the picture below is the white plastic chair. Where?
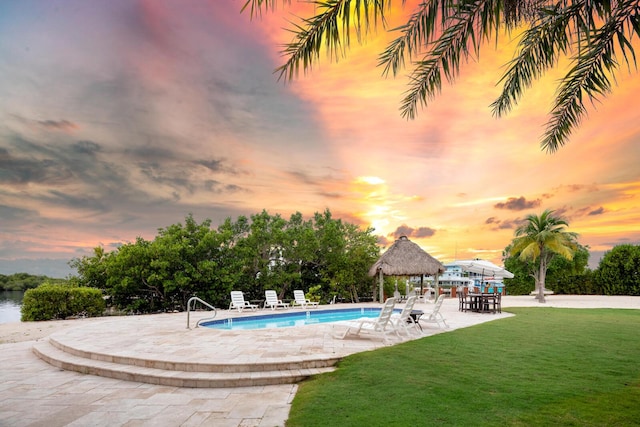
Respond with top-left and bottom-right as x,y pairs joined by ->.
390,296 -> 420,337
417,287 -> 435,303
228,291 -> 258,312
421,294 -> 448,328
264,290 -> 289,310
293,290 -> 319,308
335,298 -> 399,343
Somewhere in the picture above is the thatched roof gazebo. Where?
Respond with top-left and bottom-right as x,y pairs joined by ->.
368,236 -> 445,302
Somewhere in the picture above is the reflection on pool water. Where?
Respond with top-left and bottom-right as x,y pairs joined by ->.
201,307 -> 399,330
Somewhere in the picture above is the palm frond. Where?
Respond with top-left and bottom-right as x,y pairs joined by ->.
510,235 -> 534,254
510,208 -> 578,264
518,241 -> 541,261
491,4 -> 576,117
244,0 -> 640,152
400,0 -> 501,119
503,0 -> 549,25
241,0 -> 289,19
275,0 -> 389,82
379,0 -> 451,77
544,233 -> 578,260
542,0 -> 639,152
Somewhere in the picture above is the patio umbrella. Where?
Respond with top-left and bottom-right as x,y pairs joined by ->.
368,236 -> 445,302
455,259 -> 514,279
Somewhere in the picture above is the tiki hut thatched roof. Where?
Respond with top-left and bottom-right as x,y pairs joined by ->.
368,236 -> 445,277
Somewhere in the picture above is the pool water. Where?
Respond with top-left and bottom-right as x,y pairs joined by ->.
201,307 -> 398,330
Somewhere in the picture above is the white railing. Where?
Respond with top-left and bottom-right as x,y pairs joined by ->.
186,296 -> 217,329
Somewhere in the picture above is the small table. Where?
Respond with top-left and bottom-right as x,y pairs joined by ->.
250,299 -> 265,309
409,310 -> 424,331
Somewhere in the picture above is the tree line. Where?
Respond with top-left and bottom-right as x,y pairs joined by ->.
69,208 -> 639,313
14,208 -> 640,319
503,210 -> 640,298
69,209 -> 380,313
509,244 -> 640,297
0,273 -> 66,292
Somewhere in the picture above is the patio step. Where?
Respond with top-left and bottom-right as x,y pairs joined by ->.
33,338 -> 337,388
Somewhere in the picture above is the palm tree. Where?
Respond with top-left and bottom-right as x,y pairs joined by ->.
510,209 -> 578,302
242,0 -> 640,151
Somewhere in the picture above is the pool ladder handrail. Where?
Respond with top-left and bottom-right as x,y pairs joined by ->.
187,296 -> 217,329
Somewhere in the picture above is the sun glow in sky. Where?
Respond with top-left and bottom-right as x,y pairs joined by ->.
0,0 -> 639,276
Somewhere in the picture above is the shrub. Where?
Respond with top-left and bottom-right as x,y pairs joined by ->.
21,283 -> 105,321
552,270 -> 596,294
306,285 -> 322,302
594,244 -> 640,295
504,279 -> 534,295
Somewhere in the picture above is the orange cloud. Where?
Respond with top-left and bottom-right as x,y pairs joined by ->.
37,119 -> 79,132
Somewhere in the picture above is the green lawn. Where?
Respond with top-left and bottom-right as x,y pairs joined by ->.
287,308 -> 640,426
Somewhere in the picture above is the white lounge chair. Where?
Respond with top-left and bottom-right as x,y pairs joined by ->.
335,298 -> 399,343
229,291 -> 258,312
293,290 -> 319,308
417,287 -> 435,303
264,290 -> 289,310
421,294 -> 448,328
390,295 -> 420,337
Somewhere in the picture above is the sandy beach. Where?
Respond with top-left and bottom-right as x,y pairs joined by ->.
0,316 -> 105,344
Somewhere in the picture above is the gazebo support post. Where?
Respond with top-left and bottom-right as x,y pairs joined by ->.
378,269 -> 384,303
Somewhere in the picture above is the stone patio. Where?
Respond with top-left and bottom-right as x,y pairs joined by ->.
1,295 -> 637,426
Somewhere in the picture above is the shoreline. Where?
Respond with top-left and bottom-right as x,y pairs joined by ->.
0,316 -> 109,344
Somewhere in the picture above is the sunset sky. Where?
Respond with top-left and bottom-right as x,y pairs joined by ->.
1,0 -> 639,277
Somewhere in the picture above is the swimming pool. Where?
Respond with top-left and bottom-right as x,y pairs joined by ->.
201,307 -> 398,330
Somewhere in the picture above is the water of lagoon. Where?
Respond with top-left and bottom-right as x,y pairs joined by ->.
0,291 -> 23,324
